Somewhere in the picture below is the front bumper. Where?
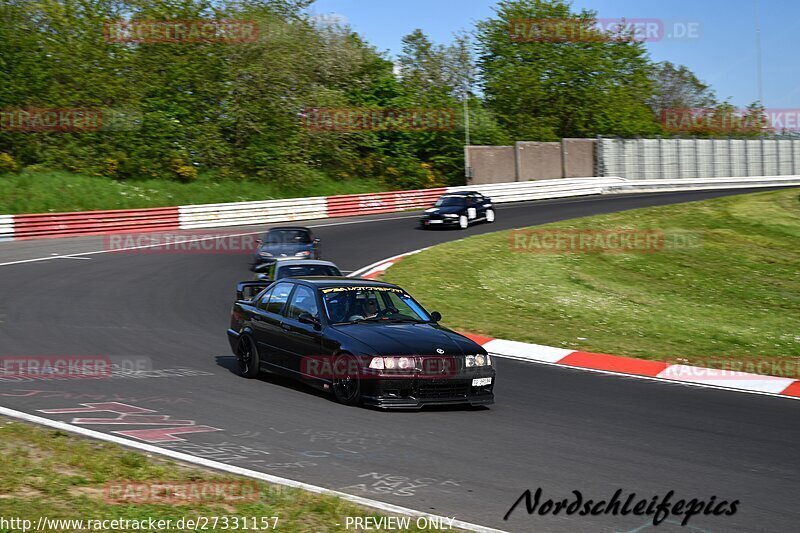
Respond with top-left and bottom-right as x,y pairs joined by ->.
360,371 -> 495,409
227,328 -> 240,354
419,216 -> 460,228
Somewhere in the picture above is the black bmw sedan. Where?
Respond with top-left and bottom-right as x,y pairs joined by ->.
419,191 -> 495,229
227,277 -> 495,409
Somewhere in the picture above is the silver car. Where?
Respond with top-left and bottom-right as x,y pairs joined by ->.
253,258 -> 342,282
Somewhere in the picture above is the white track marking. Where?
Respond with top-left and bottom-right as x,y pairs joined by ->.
0,406 -> 506,533
0,214 -> 420,268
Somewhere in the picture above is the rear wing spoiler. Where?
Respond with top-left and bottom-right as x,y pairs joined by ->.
236,281 -> 271,301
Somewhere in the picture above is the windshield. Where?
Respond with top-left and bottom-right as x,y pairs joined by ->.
321,286 -> 431,324
277,265 -> 341,279
434,196 -> 467,207
264,230 -> 311,244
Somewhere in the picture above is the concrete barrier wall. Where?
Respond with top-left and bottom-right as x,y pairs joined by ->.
516,142 -> 562,180
562,138 -> 596,178
466,139 -> 597,184
465,146 -> 517,184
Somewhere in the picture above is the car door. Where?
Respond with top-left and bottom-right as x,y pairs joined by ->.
248,286 -> 276,366
278,284 -> 325,376
466,196 -> 479,221
474,194 -> 489,218
254,281 -> 295,369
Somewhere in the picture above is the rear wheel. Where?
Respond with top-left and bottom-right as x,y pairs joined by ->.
458,215 -> 469,229
236,335 -> 260,378
332,354 -> 361,406
486,208 -> 495,223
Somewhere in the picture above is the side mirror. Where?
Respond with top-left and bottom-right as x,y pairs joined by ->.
430,311 -> 442,322
253,263 -> 271,273
313,238 -> 321,244
255,239 -> 262,245
298,312 -> 321,329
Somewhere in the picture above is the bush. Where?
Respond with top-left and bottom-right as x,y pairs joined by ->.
0,153 -> 19,174
169,156 -> 198,182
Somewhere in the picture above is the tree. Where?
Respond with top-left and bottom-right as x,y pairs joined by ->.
648,61 -> 716,117
475,0 -> 660,140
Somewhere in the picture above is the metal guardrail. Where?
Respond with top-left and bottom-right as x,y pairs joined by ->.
0,215 -> 13,242
179,197 -> 327,230
325,188 -> 446,218
602,175 -> 800,194
1,176 -> 798,241
7,207 -> 179,240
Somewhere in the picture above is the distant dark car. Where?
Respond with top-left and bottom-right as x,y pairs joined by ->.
419,191 -> 495,229
252,227 -> 320,268
227,277 -> 495,409
253,259 -> 342,281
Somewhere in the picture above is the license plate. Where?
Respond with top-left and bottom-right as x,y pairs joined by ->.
427,220 -> 443,224
472,377 -> 492,387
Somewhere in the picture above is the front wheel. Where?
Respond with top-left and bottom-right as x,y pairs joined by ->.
236,335 -> 260,378
332,354 -> 361,406
458,215 -> 469,229
485,208 -> 495,223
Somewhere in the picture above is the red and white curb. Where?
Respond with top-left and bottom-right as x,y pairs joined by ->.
352,250 -> 800,401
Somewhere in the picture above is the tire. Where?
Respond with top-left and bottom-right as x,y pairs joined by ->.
236,335 -> 261,378
458,215 -> 469,229
485,208 -> 495,223
331,353 -> 361,406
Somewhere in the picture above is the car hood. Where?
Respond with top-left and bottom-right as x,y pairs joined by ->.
336,323 -> 482,356
424,206 -> 463,215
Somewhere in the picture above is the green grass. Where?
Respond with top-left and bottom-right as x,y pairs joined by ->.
385,189 -> 800,377
0,169 -> 388,214
0,417 -> 450,532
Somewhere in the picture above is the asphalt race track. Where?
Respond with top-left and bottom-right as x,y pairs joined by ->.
1,189 -> 798,532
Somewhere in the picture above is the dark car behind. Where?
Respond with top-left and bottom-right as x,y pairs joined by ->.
252,226 -> 320,267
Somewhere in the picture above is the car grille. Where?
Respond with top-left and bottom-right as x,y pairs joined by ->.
416,380 -> 470,399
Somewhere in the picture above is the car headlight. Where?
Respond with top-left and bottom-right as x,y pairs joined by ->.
443,213 -> 458,218
295,250 -> 311,257
368,356 -> 417,371
259,251 -> 272,257
465,354 -> 491,367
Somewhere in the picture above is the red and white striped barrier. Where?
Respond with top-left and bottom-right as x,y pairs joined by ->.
325,188 -> 446,218
351,250 -> 800,401
0,215 -> 13,242
9,207 -> 180,240
2,175 -> 799,242
462,332 -> 800,399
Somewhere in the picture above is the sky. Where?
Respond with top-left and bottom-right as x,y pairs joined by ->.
309,0 -> 800,109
